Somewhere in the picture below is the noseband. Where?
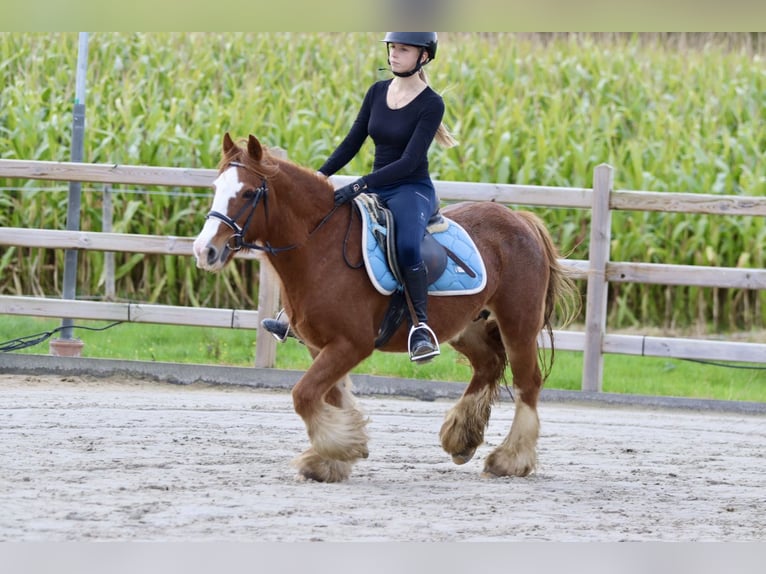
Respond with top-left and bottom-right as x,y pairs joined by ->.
205,161 -> 296,255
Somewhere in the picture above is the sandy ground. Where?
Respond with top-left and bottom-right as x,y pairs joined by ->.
1,373 -> 764,542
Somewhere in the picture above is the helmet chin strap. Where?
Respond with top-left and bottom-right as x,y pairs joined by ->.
386,47 -> 428,78
392,65 -> 421,77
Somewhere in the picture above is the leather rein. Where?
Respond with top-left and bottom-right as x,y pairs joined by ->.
204,161 -> 340,256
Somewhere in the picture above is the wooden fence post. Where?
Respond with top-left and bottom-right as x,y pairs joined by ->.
582,164 -> 614,392
254,261 -> 281,368
253,148 -> 287,369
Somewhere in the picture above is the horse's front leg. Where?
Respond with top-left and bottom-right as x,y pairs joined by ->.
291,343 -> 370,482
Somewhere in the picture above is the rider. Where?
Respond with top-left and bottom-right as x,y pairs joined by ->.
262,32 -> 457,362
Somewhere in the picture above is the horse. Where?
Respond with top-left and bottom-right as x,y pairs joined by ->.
193,133 -> 578,483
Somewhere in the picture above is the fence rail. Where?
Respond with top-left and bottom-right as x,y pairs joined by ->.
2,158 -> 766,392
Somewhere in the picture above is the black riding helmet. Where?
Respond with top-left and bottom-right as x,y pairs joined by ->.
381,32 -> 438,77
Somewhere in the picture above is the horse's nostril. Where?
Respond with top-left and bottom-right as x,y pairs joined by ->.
206,246 -> 218,266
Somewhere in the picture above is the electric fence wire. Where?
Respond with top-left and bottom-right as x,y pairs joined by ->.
680,357 -> 766,370
0,185 -> 212,199
0,322 -> 122,352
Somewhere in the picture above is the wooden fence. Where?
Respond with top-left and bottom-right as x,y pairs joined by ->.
1,158 -> 766,392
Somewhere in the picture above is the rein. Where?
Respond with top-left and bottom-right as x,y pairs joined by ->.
205,161 -> 340,256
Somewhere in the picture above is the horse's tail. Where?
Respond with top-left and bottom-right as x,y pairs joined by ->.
517,211 -> 581,381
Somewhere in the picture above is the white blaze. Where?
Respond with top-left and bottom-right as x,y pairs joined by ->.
192,167 -> 244,263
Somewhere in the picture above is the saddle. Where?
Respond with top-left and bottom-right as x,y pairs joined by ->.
353,194 -> 487,347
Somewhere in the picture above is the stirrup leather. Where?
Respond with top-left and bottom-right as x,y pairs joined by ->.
407,323 -> 440,362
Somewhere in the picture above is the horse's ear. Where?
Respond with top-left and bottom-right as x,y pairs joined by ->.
247,135 -> 263,162
223,132 -> 235,153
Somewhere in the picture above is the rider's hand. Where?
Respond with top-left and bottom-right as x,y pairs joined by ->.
333,178 -> 368,206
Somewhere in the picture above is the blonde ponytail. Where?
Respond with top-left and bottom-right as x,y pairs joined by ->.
418,69 -> 459,149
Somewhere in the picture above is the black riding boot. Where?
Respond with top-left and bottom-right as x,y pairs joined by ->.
401,262 -> 440,363
260,309 -> 297,343
261,318 -> 291,342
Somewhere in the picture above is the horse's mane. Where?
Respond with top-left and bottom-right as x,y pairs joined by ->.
218,138 -> 280,179
217,138 -> 334,197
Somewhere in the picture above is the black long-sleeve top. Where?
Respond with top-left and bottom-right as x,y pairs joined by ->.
318,79 -> 444,188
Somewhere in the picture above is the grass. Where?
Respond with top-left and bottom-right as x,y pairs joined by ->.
2,316 -> 764,403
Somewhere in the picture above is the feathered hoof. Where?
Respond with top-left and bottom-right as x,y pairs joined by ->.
292,448 -> 354,483
482,447 -> 536,478
306,405 -> 369,462
439,420 -> 484,466
311,437 -> 369,462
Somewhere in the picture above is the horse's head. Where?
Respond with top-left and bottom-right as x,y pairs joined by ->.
193,133 -> 279,271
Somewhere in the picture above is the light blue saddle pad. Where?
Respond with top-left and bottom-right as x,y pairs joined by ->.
355,195 -> 487,297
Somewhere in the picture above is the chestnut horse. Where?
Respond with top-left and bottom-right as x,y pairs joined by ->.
193,133 -> 577,482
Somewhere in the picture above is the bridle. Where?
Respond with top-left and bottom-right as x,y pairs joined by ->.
204,160 -> 340,256
204,161 -> 293,255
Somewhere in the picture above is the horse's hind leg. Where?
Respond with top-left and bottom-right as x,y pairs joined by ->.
483,336 -> 542,478
439,315 -> 505,465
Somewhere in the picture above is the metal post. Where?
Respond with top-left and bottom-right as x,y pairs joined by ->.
51,32 -> 89,357
102,184 -> 115,301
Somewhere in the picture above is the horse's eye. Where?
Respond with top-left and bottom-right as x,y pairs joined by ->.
243,189 -> 256,200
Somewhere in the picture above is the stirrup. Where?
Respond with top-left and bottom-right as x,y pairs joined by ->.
261,308 -> 291,343
407,324 -> 440,363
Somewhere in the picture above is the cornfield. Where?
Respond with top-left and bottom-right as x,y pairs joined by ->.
1,32 -> 765,331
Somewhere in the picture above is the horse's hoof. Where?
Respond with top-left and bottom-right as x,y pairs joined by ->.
293,449 -> 353,483
297,469 -> 327,483
483,450 -> 535,478
451,448 -> 476,465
